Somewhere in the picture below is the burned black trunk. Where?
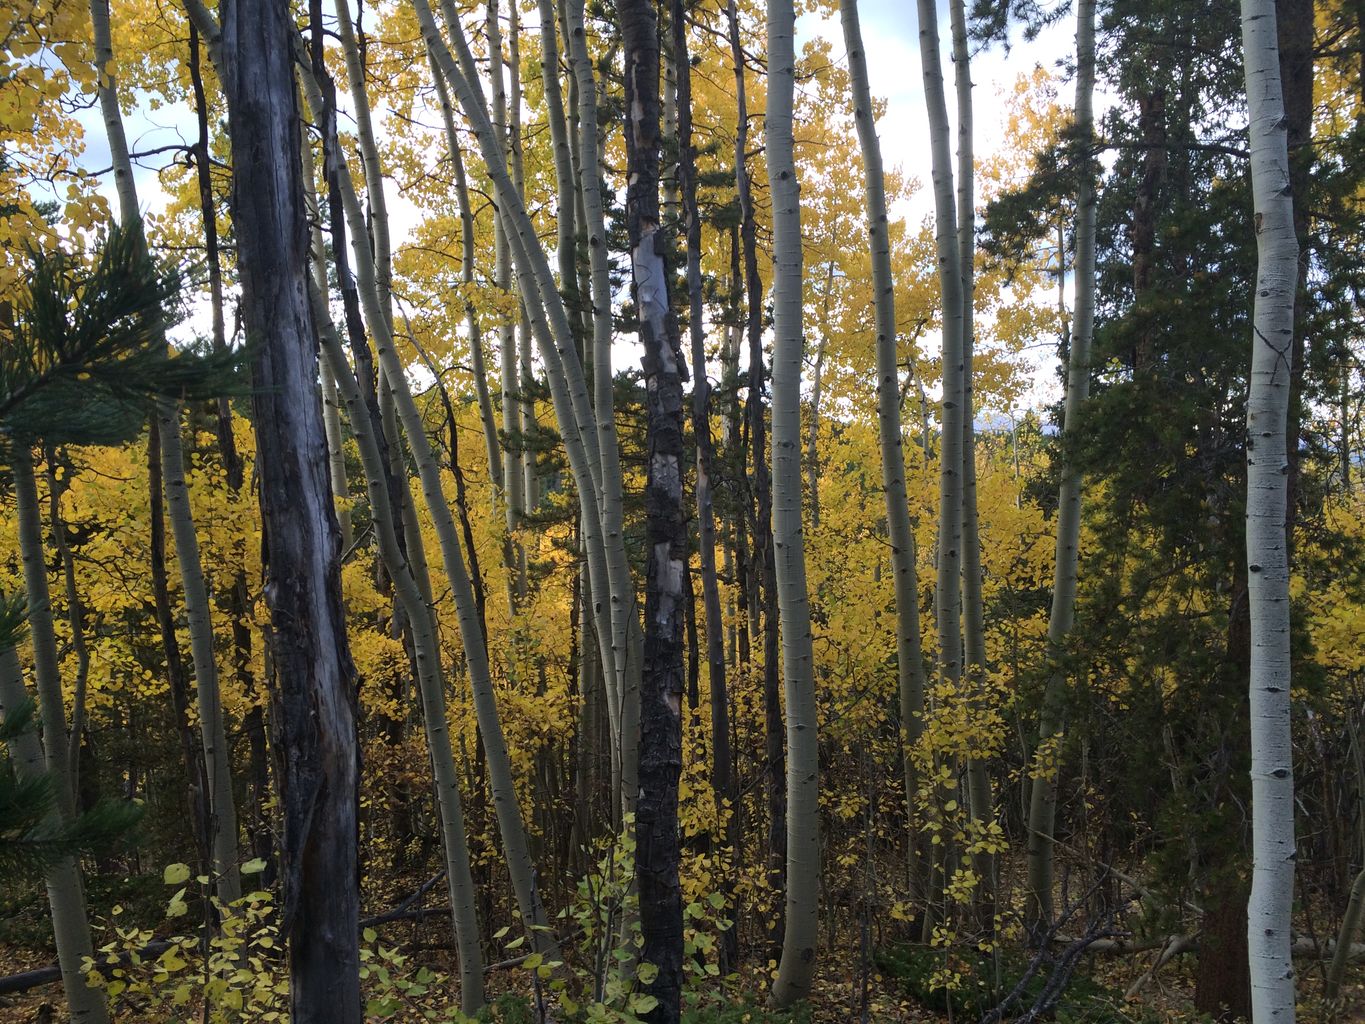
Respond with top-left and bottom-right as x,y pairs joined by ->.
618,0 -> 686,1019
219,0 -> 362,1018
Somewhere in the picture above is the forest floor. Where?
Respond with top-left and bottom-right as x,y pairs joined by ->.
4,872 -> 1365,1023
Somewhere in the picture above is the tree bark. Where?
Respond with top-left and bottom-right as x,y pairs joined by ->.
839,0 -> 930,917
949,0 -> 996,925
1239,0 -> 1299,1018
767,0 -> 819,1004
311,286 -> 488,1012
90,0 -> 243,902
296,55 -> 559,965
218,0 -> 362,1013
616,3 -> 687,1018
725,0 -> 785,936
0,647 -> 108,1024
674,0 -> 737,973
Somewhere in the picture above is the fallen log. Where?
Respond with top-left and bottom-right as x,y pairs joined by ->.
1053,933 -> 1365,962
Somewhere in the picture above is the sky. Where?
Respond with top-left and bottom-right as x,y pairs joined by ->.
59,0 -> 1080,416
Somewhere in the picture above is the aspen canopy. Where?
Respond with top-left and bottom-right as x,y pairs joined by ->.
1,0 -> 1364,1022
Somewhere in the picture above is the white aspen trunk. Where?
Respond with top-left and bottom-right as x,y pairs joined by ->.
427,50 -> 504,491
154,407 -> 243,904
839,0 -> 930,911
1025,0 -> 1097,936
767,0 -> 819,1005
508,3 -> 539,519
296,58 -> 558,961
424,0 -> 640,818
1240,0 -> 1299,1018
13,448 -> 112,1024
539,0 -> 578,294
949,0 -> 996,922
320,364 -> 354,549
333,0 -> 392,329
310,284 -> 488,1012
0,647 -> 108,1024
915,0 -> 966,841
488,0 -> 525,531
89,0 -> 242,904
564,0 -> 640,780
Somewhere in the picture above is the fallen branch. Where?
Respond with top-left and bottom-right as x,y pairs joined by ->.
1052,933 -> 1365,962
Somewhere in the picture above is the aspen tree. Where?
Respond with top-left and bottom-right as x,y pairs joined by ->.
674,0 -> 737,971
915,0 -> 965,736
767,0 -> 820,1005
419,0 -> 641,818
726,0 -> 785,921
950,0 -> 996,923
300,134 -> 488,1010
427,50 -> 503,489
1239,0 -> 1299,1017
89,0 -> 241,904
0,645 -> 108,1024
295,55 -> 560,964
6,451 -> 108,1024
1026,0 -> 1096,936
839,0 -> 929,909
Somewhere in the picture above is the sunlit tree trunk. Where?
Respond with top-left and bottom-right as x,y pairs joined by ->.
217,0 -> 361,1012
1026,0 -> 1096,937
1239,0 -> 1299,1018
767,0 -> 818,1004
90,0 -> 241,903
839,0 -> 930,915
